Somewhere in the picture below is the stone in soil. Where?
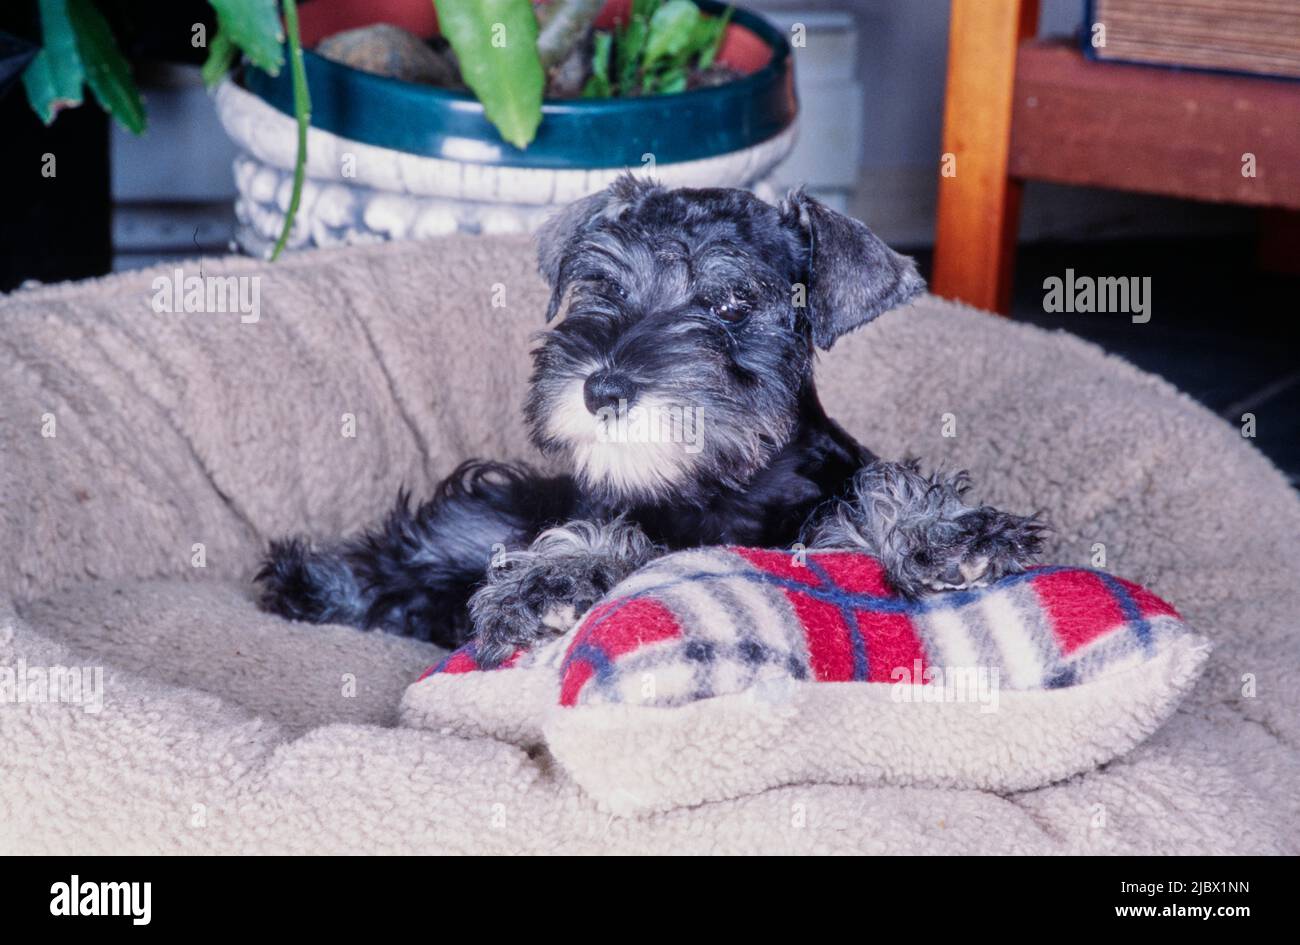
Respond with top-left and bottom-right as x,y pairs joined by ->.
316,24 -> 461,88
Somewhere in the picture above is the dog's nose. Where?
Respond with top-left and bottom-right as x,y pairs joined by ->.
583,371 -> 638,414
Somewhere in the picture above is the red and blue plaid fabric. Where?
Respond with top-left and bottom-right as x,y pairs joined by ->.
420,547 -> 1187,709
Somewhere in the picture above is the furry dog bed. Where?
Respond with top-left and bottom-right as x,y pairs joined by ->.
2,235 -> 1297,854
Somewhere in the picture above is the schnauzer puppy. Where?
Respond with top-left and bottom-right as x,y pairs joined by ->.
257,176 -> 1044,665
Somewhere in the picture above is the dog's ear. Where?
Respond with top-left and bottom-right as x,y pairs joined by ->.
782,189 -> 925,350
537,174 -> 659,321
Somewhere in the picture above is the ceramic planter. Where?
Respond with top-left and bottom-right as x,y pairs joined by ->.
214,0 -> 797,255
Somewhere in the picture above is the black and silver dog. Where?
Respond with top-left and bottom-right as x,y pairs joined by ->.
256,176 -> 1044,665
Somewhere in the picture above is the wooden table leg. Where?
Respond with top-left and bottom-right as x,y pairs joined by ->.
933,0 -> 1040,314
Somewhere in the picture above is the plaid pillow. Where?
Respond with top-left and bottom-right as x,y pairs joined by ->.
421,547 -> 1188,710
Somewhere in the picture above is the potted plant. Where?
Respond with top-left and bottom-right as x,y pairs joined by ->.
215,0 -> 797,255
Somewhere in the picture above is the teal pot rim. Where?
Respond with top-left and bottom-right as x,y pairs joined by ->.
241,1 -> 796,170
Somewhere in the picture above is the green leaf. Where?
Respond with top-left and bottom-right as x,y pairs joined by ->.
201,28 -> 238,88
657,67 -> 687,94
591,30 -> 612,84
643,0 -> 700,69
433,0 -> 544,150
209,0 -> 285,75
66,0 -> 145,134
22,0 -> 84,124
582,31 -> 612,98
696,7 -> 732,70
682,18 -> 713,57
633,0 -> 661,20
616,15 -> 647,90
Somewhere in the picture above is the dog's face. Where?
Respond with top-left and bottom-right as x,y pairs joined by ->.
525,176 -> 924,505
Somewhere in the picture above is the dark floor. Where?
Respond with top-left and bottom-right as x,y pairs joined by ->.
909,238 -> 1300,486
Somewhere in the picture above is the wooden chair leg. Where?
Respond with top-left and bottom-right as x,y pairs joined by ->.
933,0 -> 1040,315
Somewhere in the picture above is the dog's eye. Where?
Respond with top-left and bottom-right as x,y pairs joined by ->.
710,293 -> 751,323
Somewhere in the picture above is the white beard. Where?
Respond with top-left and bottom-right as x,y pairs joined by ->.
545,379 -> 699,501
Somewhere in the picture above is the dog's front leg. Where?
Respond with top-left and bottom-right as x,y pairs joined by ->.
805,460 -> 1046,597
256,460 -> 577,648
468,518 -> 659,667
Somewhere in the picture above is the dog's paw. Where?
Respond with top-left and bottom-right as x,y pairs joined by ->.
805,460 -> 1048,599
469,567 -> 603,667
903,506 -> 1048,596
468,519 -> 657,668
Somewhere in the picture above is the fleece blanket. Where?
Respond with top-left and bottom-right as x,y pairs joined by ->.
1,235 -> 1297,854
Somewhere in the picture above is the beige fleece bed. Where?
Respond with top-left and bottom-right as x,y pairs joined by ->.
1,236 -> 1296,854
